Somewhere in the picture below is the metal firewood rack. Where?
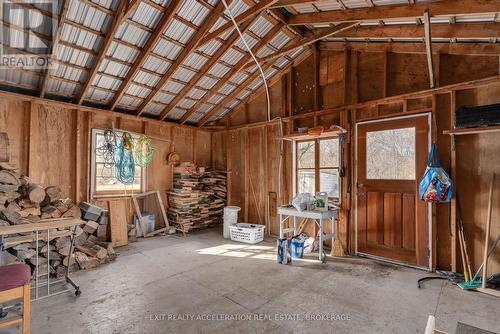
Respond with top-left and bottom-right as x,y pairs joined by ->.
0,218 -> 82,301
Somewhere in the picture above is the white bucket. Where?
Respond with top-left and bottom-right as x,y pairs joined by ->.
223,206 -> 240,238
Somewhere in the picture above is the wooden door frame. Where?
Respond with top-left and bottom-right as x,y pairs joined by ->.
354,113 -> 433,271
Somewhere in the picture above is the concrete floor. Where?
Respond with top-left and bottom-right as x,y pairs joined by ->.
2,228 -> 499,334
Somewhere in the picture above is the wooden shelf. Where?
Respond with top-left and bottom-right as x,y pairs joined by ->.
277,126 -> 347,141
443,125 -> 500,136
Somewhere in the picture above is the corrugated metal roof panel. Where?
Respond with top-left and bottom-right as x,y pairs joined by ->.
142,55 -> 170,74
119,95 -> 143,108
198,39 -> 223,56
46,78 -> 79,96
249,16 -> 274,37
455,14 -> 497,23
186,88 -> 206,100
269,32 -> 291,50
227,0 -> 249,17
142,102 -> 165,116
218,83 -> 235,95
126,84 -> 151,98
87,86 -> 114,102
153,39 -> 183,60
115,22 -> 150,48
0,69 -> 40,88
229,72 -> 248,85
164,19 -> 196,44
226,99 -> 239,109
256,46 -> 274,58
6,3 -> 53,37
209,17 -> 228,33
53,63 -> 85,82
208,94 -> 224,105
130,2 -> 163,28
313,0 -> 342,11
177,0 -> 210,26
99,59 -> 130,78
61,24 -> 101,52
163,80 -> 184,94
208,63 -> 230,78
172,67 -> 196,82
183,52 -> 209,70
134,70 -> 160,87
3,28 -> 47,52
93,73 -> 121,90
66,0 -> 111,32
274,57 -> 290,69
343,0 -> 372,9
169,107 -> 186,119
188,112 -> 205,123
57,45 -> 95,68
291,4 -> 318,14
220,49 -> 244,65
154,91 -> 175,104
236,89 -> 251,101
177,98 -> 196,109
373,0 -> 409,6
234,33 -> 257,50
198,76 -> 218,89
106,41 -> 140,62
92,0 -> 119,10
197,104 -> 213,114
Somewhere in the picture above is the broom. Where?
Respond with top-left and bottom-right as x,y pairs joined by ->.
331,219 -> 345,257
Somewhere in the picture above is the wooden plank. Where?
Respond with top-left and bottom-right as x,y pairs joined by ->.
423,9 -> 435,88
108,200 -> 129,247
402,193 -> 415,250
0,218 -> 83,235
287,0 -> 500,25
383,193 -> 402,248
366,191 -> 383,244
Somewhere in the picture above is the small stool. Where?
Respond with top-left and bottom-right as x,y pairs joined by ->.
0,263 -> 31,334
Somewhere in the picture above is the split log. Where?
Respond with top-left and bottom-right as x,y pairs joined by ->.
62,205 -> 80,218
45,186 -> 63,203
0,170 -> 20,185
40,244 -> 56,253
28,256 -> 47,266
19,175 -> 29,186
83,221 -> 99,234
17,198 -> 36,208
0,184 -> 19,192
13,248 -> 36,260
97,224 -> 107,241
41,205 -> 57,214
0,192 -> 21,203
0,250 -> 19,265
6,201 -> 21,212
0,162 -> 16,170
0,209 -> 21,224
18,207 -> 41,218
51,209 -> 62,219
26,184 -> 46,203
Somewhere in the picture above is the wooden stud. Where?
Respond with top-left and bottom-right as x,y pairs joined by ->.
423,9 -> 436,88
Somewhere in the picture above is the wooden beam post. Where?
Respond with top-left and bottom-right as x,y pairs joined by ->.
423,9 -> 436,88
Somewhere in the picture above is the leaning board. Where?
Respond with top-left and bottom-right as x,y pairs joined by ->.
108,200 -> 128,247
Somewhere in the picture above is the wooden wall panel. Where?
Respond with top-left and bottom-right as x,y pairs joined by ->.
211,131 -> 227,171
357,52 -> 385,102
319,51 -> 346,109
246,127 -> 266,225
293,55 -> 316,114
171,126 -> 194,163
387,53 -> 429,96
0,99 -> 29,175
228,130 -> 246,219
195,130 -> 211,167
440,54 -> 499,87
29,104 -> 77,199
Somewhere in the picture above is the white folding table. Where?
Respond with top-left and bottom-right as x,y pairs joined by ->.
278,206 -> 338,263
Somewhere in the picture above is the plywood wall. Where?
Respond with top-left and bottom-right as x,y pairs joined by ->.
223,48 -> 500,273
0,95 -> 214,229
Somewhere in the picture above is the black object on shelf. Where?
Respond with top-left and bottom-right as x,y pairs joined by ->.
455,103 -> 500,129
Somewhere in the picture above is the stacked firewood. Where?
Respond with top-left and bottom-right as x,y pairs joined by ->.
167,163 -> 227,234
0,163 -> 116,275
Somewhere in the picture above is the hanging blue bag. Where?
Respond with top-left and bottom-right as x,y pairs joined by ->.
419,144 -> 453,203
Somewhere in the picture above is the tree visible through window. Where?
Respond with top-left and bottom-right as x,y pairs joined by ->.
296,138 -> 340,199
91,129 -> 145,197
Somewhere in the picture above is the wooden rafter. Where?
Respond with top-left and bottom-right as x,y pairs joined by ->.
107,0 -> 184,110
134,0 -> 232,116
423,9 -> 435,88
316,23 -> 500,40
269,0 -> 322,8
241,22 -> 358,69
198,0 -> 279,46
180,23 -> 285,124
157,17 -> 257,120
37,0 -> 69,97
197,35 -> 304,126
75,0 -> 141,104
287,0 -> 500,25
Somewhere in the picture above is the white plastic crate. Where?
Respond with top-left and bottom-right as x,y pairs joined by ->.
229,223 -> 265,244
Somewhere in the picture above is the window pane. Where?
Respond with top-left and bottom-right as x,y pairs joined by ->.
298,141 -> 315,168
320,169 -> 339,198
366,127 -> 416,180
298,170 -> 315,194
319,138 -> 339,167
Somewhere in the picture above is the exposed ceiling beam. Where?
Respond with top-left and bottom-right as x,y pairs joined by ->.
180,23 -> 285,124
39,0 -> 69,97
287,0 -> 500,25
213,47 -> 313,126
317,23 -> 500,39
135,0 -> 232,115
241,22 -> 358,69
107,0 -> 184,110
318,41 -> 500,55
198,0 -> 279,47
197,34 -> 304,126
157,18 -> 256,120
269,0 -> 322,8
75,0 -> 140,104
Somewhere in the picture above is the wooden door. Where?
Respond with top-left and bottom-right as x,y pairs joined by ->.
356,115 -> 429,267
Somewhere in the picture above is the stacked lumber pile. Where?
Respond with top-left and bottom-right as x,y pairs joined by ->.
0,163 -> 116,275
167,163 -> 226,234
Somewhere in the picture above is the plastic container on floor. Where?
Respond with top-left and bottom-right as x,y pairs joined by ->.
291,238 -> 305,259
229,223 -> 265,244
223,206 -> 241,239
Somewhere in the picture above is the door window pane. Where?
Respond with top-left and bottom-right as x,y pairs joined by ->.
319,138 -> 339,167
298,141 -> 315,168
366,127 -> 416,180
320,169 -> 339,198
298,170 -> 315,194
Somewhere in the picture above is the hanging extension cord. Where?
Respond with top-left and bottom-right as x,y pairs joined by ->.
220,0 -> 271,122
